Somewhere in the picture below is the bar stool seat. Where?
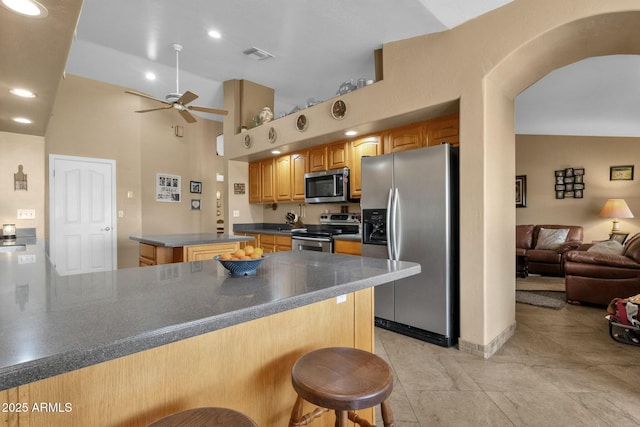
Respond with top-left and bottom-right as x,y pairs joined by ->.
288,347 -> 395,427
148,407 -> 258,427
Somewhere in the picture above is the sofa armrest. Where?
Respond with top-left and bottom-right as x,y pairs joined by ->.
556,241 -> 583,254
565,251 -> 640,270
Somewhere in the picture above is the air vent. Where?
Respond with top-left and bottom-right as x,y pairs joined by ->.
243,47 -> 275,61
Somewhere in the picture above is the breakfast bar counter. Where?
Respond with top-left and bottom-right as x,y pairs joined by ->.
0,246 -> 419,426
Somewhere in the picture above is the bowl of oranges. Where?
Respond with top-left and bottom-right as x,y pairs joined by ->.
214,245 -> 266,276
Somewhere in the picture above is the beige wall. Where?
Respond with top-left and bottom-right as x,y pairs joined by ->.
44,75 -> 223,268
516,135 -> 640,240
0,132 -> 45,243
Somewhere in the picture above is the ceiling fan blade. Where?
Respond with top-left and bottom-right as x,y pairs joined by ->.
125,89 -> 170,105
135,105 -> 173,113
188,105 -> 229,116
177,90 -> 198,105
178,109 -> 197,123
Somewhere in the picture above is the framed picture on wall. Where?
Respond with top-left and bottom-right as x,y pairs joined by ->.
610,165 -> 634,181
190,181 -> 202,193
516,175 -> 527,208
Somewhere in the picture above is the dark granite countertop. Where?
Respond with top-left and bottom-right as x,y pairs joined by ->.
0,245 -> 419,391
129,233 -> 254,247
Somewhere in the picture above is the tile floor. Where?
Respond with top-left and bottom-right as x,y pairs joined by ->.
375,302 -> 640,426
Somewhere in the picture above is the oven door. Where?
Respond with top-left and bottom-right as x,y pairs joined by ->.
291,236 -> 333,253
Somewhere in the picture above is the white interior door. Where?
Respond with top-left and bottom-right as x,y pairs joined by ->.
50,155 -> 117,275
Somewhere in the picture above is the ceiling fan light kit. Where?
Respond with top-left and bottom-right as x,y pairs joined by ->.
125,43 -> 228,123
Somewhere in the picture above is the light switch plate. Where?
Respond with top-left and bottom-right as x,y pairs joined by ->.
17,209 -> 35,219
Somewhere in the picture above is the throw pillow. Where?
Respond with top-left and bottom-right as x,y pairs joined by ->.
587,240 -> 624,255
535,228 -> 570,250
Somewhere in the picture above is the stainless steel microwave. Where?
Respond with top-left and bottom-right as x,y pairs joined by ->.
304,167 -> 350,203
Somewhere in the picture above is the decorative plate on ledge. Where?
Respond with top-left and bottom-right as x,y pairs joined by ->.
331,99 -> 347,120
243,134 -> 252,149
267,126 -> 277,143
296,114 -> 308,132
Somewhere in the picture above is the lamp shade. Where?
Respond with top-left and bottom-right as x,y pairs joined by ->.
599,199 -> 634,219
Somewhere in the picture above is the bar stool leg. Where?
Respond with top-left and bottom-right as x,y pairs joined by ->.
380,400 -> 396,427
289,396 -> 329,427
335,410 -> 348,427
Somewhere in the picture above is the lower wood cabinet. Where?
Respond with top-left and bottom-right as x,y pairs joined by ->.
334,239 -> 362,256
138,241 -> 248,266
183,242 -> 241,261
236,233 -> 291,253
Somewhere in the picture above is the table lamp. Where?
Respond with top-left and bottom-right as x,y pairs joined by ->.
599,199 -> 634,233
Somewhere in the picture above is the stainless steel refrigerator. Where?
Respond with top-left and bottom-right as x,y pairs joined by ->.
361,143 -> 458,347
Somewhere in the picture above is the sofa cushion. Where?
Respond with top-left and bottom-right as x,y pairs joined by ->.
516,225 -> 535,250
588,240 -> 625,255
535,228 -> 569,250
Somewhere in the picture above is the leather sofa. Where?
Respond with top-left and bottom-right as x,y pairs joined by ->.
564,232 -> 640,306
516,224 -> 584,277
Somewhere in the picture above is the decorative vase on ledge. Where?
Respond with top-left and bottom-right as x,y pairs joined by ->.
259,107 -> 273,124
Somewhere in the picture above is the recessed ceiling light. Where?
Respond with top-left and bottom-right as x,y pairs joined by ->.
145,72 -> 156,80
2,0 -> 48,17
9,88 -> 36,98
271,150 -> 281,154
13,117 -> 32,124
208,30 -> 222,39
345,130 -> 358,136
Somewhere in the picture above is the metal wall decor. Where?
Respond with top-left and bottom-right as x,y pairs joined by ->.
14,165 -> 27,191
295,114 -> 308,132
330,99 -> 347,120
243,134 -> 252,149
554,167 -> 585,199
267,126 -> 277,143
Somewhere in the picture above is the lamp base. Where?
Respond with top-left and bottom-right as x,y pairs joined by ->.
611,219 -> 621,233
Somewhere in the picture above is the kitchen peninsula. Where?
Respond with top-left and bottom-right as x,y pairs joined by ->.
0,245 -> 419,426
130,233 -> 254,265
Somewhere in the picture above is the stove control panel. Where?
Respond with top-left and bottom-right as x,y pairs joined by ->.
320,213 -> 361,224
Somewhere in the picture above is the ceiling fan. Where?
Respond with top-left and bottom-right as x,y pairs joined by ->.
125,43 -> 227,123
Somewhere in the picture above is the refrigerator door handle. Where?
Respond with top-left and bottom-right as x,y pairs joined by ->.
393,187 -> 400,260
386,188 -> 394,260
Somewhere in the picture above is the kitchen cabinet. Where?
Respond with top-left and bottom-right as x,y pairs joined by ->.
275,155 -> 292,201
237,232 -> 260,248
334,239 -> 362,256
138,243 -> 183,266
327,141 -> 349,170
248,158 -> 276,203
385,122 -> 426,153
291,151 -> 308,201
308,145 -> 328,172
237,233 -> 290,253
183,242 -> 241,261
349,134 -> 383,199
427,113 -> 459,147
261,158 -> 276,202
137,241 -> 246,265
248,161 -> 262,203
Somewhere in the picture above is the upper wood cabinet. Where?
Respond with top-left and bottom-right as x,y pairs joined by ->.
291,151 -> 308,201
261,158 -> 276,202
350,134 -> 383,199
249,159 -> 275,203
248,161 -> 262,203
308,146 -> 328,172
384,122 -> 426,153
327,141 -> 349,170
426,113 -> 459,147
275,155 -> 292,201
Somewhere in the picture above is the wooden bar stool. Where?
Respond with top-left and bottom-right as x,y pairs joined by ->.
148,407 -> 258,426
288,347 -> 395,427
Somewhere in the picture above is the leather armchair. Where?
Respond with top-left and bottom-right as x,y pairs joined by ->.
565,233 -> 640,306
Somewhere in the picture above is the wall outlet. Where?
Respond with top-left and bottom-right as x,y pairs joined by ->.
17,209 -> 35,219
233,210 -> 240,217
336,294 -> 347,304
118,210 -> 124,218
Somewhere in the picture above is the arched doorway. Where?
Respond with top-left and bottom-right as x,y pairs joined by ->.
461,10 -> 640,356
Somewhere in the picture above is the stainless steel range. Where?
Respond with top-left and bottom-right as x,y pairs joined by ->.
291,213 -> 361,253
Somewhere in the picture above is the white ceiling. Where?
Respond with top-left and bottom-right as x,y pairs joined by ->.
3,0 -> 639,137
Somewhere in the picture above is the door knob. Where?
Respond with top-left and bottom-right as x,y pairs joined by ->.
101,226 -> 111,231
